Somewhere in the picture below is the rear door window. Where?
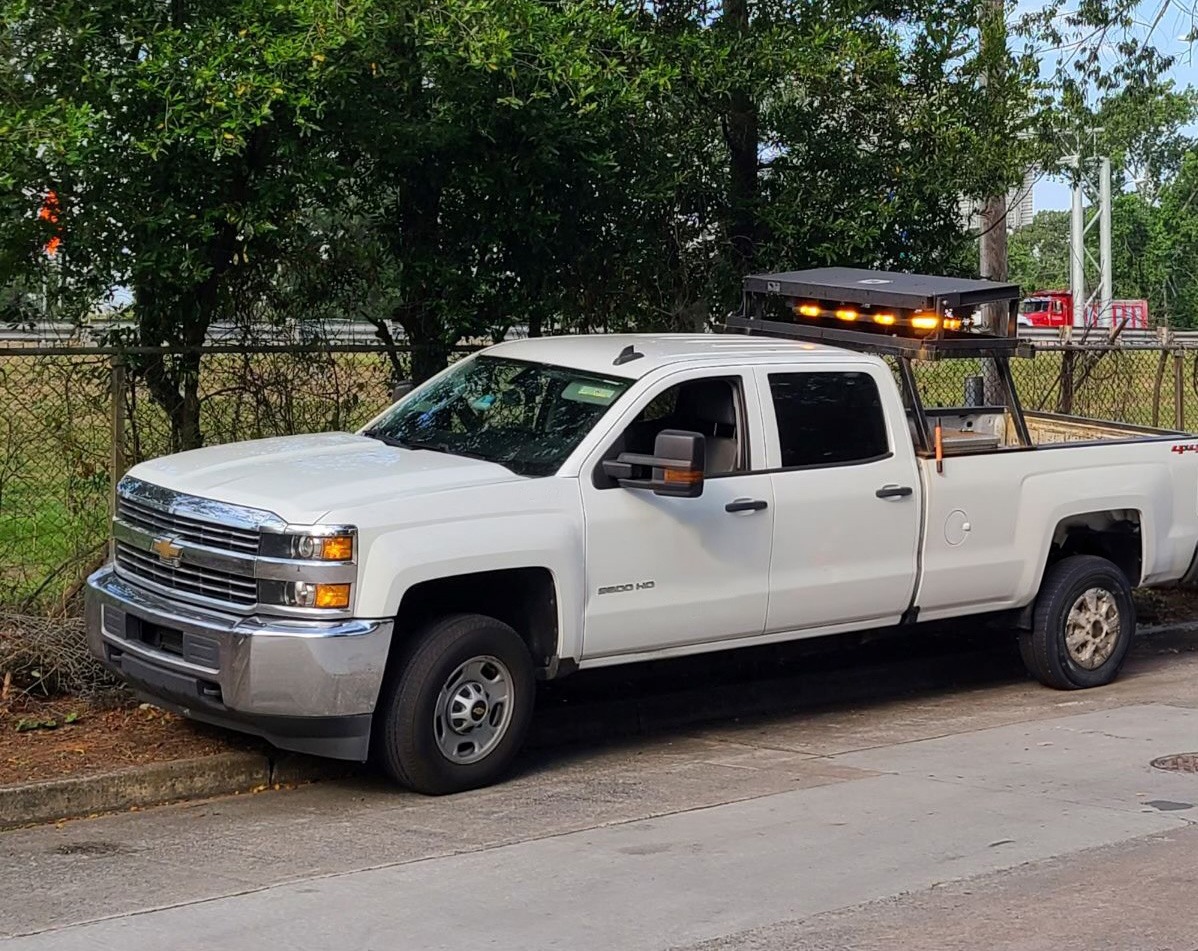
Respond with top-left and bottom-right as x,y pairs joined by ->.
769,372 -> 889,468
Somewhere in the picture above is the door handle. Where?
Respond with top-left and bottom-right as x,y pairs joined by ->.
876,484 -> 913,499
726,498 -> 768,513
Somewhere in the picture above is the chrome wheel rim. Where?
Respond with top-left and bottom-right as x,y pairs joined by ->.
1065,587 -> 1120,670
433,655 -> 514,765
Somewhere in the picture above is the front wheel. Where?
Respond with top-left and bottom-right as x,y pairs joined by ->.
376,613 -> 535,794
1019,554 -> 1135,690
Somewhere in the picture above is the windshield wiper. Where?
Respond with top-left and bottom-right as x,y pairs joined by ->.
362,429 -> 522,472
362,428 -> 408,448
363,429 -> 451,454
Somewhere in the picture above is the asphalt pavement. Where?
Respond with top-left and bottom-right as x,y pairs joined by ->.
3,626 -> 1198,950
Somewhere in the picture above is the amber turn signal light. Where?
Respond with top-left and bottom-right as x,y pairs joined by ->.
320,535 -> 354,560
313,583 -> 351,609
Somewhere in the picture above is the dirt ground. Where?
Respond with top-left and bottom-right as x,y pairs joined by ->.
0,696 -> 258,786
1132,585 -> 1198,625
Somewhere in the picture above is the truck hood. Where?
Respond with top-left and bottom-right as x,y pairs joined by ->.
127,432 -> 526,524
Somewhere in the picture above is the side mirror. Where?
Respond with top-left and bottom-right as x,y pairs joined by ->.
390,380 -> 414,402
601,430 -> 705,498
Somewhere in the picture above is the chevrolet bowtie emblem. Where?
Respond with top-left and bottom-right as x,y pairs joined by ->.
150,536 -> 183,566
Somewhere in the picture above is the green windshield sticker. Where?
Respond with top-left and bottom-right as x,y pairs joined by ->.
564,381 -> 618,405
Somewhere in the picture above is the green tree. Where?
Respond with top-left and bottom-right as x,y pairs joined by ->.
199,0 -> 680,381
1156,154 -> 1198,328
1009,210 -> 1070,293
1094,81 -> 1198,200
3,0 -> 1184,407
1,0 -> 373,449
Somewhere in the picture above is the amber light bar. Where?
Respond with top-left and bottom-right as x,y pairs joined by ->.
793,301 -> 966,334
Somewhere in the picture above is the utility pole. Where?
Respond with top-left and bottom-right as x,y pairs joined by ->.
977,0 -> 1008,299
978,0 -> 1007,402
979,195 -> 1009,291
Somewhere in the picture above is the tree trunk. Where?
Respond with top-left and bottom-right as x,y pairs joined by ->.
723,0 -> 760,269
978,0 -> 1009,405
393,168 -> 447,382
405,310 -> 451,383
137,344 -> 205,454
133,218 -> 234,452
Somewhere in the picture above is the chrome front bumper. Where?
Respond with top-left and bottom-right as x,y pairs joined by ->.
86,566 -> 393,760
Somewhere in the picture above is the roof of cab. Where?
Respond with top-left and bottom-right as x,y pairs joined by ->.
483,333 -> 859,380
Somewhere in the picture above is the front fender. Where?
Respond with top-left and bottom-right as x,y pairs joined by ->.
353,502 -> 585,662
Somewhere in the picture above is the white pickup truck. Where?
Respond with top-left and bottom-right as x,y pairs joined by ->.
87,270 -> 1198,794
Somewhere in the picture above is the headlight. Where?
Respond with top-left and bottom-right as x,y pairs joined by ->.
257,525 -> 356,612
260,528 -> 355,562
258,580 -> 352,609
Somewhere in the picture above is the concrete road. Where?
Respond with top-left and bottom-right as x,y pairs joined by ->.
4,627 -> 1198,950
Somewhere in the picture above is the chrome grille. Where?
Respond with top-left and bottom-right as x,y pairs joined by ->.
115,542 -> 258,606
117,495 -> 260,554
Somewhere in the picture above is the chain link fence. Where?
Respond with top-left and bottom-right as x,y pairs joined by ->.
0,337 -> 1196,696
0,344 -> 428,615
0,342 -> 456,695
910,342 -> 1194,431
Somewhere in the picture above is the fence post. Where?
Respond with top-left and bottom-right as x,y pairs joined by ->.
1058,347 -> 1075,415
1176,351 -> 1186,432
109,355 -> 126,519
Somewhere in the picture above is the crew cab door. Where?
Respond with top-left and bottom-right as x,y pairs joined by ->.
579,368 -> 774,659
755,363 -> 921,634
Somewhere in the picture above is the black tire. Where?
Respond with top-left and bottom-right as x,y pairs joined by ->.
1019,554 -> 1135,690
376,613 -> 534,794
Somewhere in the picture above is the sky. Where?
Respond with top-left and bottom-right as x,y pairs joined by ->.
1032,0 -> 1198,210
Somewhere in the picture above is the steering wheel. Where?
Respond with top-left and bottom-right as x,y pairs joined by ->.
451,398 -> 484,433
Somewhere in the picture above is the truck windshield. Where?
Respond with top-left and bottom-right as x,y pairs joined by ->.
365,355 -> 633,477
1020,298 -> 1050,314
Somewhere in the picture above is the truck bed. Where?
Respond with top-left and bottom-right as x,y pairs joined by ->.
1023,412 -> 1180,445
910,407 -> 1183,456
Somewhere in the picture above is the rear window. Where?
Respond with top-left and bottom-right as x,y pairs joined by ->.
769,372 -> 889,468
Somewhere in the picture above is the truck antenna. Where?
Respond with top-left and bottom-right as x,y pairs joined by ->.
613,345 -> 644,366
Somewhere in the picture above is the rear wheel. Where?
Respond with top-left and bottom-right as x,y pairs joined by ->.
376,613 -> 535,794
1020,555 -> 1135,690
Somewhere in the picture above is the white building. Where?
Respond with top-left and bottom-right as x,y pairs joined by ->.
1006,167 -> 1036,229
961,167 -> 1037,232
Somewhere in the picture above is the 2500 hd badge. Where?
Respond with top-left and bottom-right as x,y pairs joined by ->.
597,580 -> 656,595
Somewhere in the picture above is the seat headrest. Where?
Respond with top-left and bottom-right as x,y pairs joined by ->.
676,380 -> 737,427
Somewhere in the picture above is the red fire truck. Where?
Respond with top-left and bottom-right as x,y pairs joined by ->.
1018,290 -> 1149,330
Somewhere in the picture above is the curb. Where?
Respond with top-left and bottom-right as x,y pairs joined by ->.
0,749 -> 348,831
1137,619 -> 1198,638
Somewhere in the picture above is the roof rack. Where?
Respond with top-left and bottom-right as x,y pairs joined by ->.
725,267 -> 1032,360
